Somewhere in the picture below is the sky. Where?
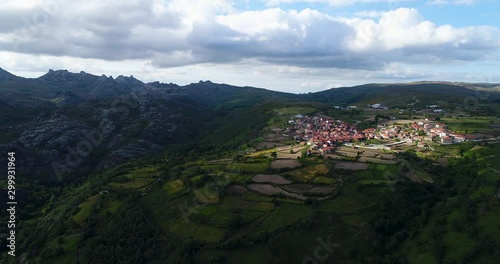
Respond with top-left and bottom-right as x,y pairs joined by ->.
0,0 -> 499,93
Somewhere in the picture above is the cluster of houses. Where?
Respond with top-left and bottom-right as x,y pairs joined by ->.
365,119 -> 486,145
288,115 -> 365,154
363,122 -> 440,145
288,115 -> 494,153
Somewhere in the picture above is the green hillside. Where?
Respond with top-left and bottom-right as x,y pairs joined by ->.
1,70 -> 500,263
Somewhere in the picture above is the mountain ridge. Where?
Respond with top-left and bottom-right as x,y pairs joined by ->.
2,67 -> 499,95
0,67 -> 499,182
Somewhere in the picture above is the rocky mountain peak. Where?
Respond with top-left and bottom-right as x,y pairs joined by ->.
38,69 -> 101,85
115,75 -> 144,88
40,69 -> 76,81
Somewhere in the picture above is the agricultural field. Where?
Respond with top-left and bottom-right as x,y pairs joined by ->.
163,179 -> 185,196
72,194 -> 100,225
103,111 -> 500,263
129,147 -> 411,262
327,145 -> 398,164
334,161 -> 369,170
269,159 -> 301,170
252,174 -> 291,184
442,116 -> 500,133
282,163 -> 330,182
274,106 -> 317,115
141,139 -> 417,248
225,161 -> 271,174
108,166 -> 160,190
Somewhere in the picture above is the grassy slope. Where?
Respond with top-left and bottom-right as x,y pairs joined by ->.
3,82 -> 500,263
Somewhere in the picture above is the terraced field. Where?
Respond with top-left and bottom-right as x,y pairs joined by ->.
334,161 -> 369,170
252,174 -> 291,184
270,159 -> 301,170
72,138 -> 497,264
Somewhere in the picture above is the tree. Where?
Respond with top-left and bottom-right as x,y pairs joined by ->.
232,154 -> 242,162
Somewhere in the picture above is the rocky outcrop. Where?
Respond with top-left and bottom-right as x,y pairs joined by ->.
0,68 -> 277,183
18,120 -> 87,149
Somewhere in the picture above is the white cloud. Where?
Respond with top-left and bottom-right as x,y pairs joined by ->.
343,8 -> 500,55
0,1 -> 499,92
354,10 -> 386,18
1,1 -> 497,68
264,0 -> 408,7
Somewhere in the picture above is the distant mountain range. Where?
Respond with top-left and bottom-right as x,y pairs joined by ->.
1,67 -> 498,105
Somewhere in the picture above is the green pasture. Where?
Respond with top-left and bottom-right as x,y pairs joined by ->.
109,166 -> 160,190
442,116 -> 499,133
73,194 -> 99,225
274,106 -> 317,115
225,162 -> 270,174
164,179 -> 185,196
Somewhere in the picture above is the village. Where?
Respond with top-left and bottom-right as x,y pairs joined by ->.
288,113 -> 499,155
288,114 -> 364,155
